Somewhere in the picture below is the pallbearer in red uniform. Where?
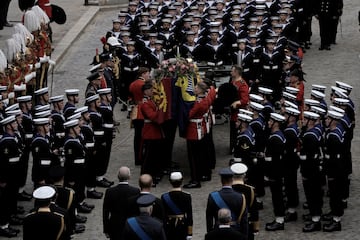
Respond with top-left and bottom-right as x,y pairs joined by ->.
129,67 -> 150,166
139,82 -> 164,185
229,65 -> 249,154
183,82 -> 209,189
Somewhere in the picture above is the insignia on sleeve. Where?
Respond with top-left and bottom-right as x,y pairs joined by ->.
4,148 -> 9,154
35,147 -> 39,153
67,149 -> 72,154
241,143 -> 249,150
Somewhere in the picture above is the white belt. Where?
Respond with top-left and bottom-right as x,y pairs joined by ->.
189,119 -> 202,123
85,142 -> 95,148
233,157 -> 242,162
9,157 -> 20,163
243,68 -> 250,72
263,65 -> 279,70
124,66 -> 139,72
298,8 -> 303,12
74,159 -> 85,164
56,132 -> 65,137
325,154 -> 330,159
25,134 -> 33,139
253,59 -> 260,63
103,123 -> 114,128
144,119 -> 152,123
40,160 -> 51,165
299,155 -> 306,161
94,131 -> 105,136
265,157 -> 272,162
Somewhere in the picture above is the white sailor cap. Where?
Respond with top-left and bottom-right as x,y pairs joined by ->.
107,36 -> 121,47
0,86 -> 7,92
312,84 -> 326,92
237,113 -> 253,122
335,81 -> 352,92
170,172 -> 183,181
68,112 -> 81,120
303,111 -> 320,120
237,38 -> 247,44
5,103 -> 19,112
34,87 -> 49,96
331,86 -> 348,98
249,101 -> 264,111
97,88 -> 112,95
258,87 -> 273,95
230,163 -> 248,175
35,110 -> 51,118
255,0 -> 266,3
311,90 -> 325,99
249,94 -> 264,103
284,100 -> 298,109
270,113 -> 285,122
333,97 -> 349,106
65,89 -> 80,96
327,110 -> 343,120
285,86 -> 299,94
162,18 -> 171,24
0,115 -> 16,125
329,105 -> 345,114
34,104 -> 51,112
33,186 -> 56,200
112,18 -> 121,23
64,119 -> 79,128
6,109 -> 22,117
17,95 -> 32,102
33,117 -> 50,125
89,64 -> 101,73
311,106 -> 326,116
49,95 -> 64,103
278,9 -> 288,14
126,41 -> 136,46
85,94 -> 99,103
285,107 -> 300,116
282,91 -> 297,101
74,106 -> 89,114
239,109 -> 254,116
304,99 -> 320,106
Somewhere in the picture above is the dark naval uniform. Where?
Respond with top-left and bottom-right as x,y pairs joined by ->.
161,190 -> 193,240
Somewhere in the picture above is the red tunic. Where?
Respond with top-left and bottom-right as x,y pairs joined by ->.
230,79 -> 249,121
186,96 -> 209,140
140,97 -> 163,140
129,79 -> 145,104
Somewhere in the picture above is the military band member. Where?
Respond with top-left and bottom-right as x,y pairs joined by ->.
206,168 -> 248,235
23,186 -> 65,240
264,113 -> 286,231
85,72 -> 102,98
161,172 -> 193,240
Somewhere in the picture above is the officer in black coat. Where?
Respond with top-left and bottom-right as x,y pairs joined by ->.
161,172 -> 193,240
122,194 -> 167,240
103,166 -> 140,240
23,186 -> 65,240
206,168 -> 248,236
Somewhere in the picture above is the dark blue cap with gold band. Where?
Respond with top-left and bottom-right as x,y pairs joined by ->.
137,194 -> 156,207
219,168 -> 234,176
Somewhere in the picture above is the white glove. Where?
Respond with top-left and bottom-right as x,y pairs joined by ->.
25,73 -> 33,83
8,92 -> 15,99
35,62 -> 41,69
48,59 -> 56,66
186,236 -> 192,240
39,57 -> 48,63
28,64 -> 33,71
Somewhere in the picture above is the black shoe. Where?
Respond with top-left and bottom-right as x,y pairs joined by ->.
303,221 -> 321,232
83,202 -> 95,209
9,215 -> 23,225
0,227 -> 17,237
77,204 -> 93,214
114,120 -> 120,126
103,178 -> 114,186
75,214 -> 87,223
321,213 -> 333,222
325,46 -> 331,50
265,221 -> 284,231
96,179 -> 112,188
18,191 -> 32,201
302,202 -> 309,209
183,181 -> 201,189
284,212 -> 297,222
87,190 -> 103,199
323,220 -> 341,232
4,22 -> 13,27
74,224 -> 86,233
201,175 -> 212,181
